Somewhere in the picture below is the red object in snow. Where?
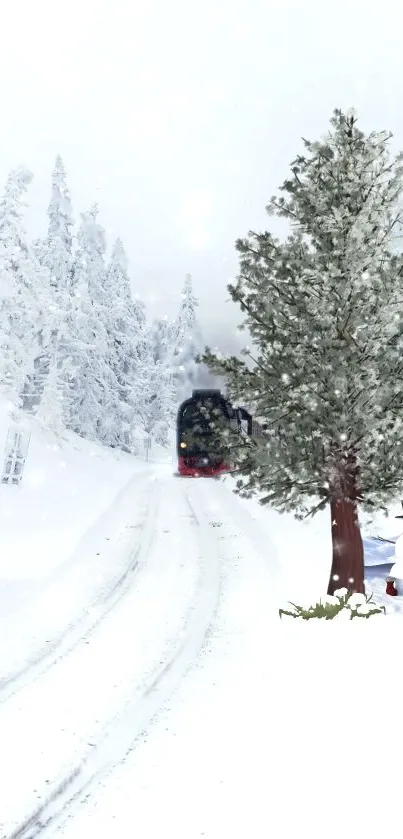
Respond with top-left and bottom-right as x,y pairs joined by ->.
386,577 -> 398,596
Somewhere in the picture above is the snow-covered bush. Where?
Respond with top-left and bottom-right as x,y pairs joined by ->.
279,588 -> 385,620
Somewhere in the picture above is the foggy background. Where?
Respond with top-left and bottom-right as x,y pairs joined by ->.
1,0 -> 402,354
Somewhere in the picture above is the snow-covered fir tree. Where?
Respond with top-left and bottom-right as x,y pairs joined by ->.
67,205 -> 115,441
0,166 -> 43,409
97,238 -> 147,451
68,218 -> 150,451
45,155 -> 74,290
201,109 -> 403,594
22,247 -> 57,416
35,156 -> 75,430
0,156 -> 212,456
172,273 -> 205,402
137,353 -> 176,446
149,316 -> 174,364
35,352 -> 65,432
125,316 -> 175,446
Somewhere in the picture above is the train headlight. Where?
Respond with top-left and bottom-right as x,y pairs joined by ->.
180,442 -> 187,449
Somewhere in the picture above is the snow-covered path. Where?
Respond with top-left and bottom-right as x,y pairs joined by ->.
0,467 -> 155,697
0,468 -> 226,839
33,475 -> 281,839
2,467 -> 400,839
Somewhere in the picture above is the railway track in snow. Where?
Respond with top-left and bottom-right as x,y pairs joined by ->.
4,477 -> 223,839
0,471 -> 158,706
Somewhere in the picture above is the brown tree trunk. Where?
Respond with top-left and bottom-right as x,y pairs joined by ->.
327,496 -> 365,595
327,448 -> 365,596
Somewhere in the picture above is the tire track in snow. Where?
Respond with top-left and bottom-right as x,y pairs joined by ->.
0,473 -> 158,707
52,478 -> 283,839
36,476 -> 280,839
6,477 -> 222,839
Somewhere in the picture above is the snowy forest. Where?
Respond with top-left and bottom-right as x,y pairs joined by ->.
0,157 -> 209,452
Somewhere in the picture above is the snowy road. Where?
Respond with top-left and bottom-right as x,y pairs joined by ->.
33,474 -> 401,839
1,467 -> 232,839
3,464 -> 397,839
0,465 -> 156,696
8,472 -> 280,839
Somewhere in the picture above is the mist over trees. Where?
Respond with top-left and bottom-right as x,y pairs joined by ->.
0,157 -> 208,452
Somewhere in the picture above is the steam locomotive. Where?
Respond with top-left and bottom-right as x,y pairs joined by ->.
176,389 -> 263,477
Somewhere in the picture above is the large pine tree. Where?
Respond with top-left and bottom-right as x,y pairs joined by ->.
201,109 -> 403,595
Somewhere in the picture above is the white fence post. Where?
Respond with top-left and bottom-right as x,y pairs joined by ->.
143,437 -> 152,462
1,426 -> 31,486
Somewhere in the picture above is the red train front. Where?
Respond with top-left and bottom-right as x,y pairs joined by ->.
176,389 -> 256,477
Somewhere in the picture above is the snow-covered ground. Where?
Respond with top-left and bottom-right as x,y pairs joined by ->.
0,406 -> 160,692
1,417 -> 403,839
221,473 -> 401,606
0,406 -> 133,579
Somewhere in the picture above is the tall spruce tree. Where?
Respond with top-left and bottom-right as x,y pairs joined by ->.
36,156 -> 75,429
0,166 -> 42,409
45,155 -> 74,290
172,273 -> 204,401
138,354 -> 175,446
201,109 -> 403,595
99,238 -> 145,451
67,205 -> 112,440
138,316 -> 176,443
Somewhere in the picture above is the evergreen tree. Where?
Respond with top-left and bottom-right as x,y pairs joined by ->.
138,355 -> 175,446
172,273 -> 204,401
35,156 -> 75,429
201,109 -> 403,595
45,155 -> 74,290
98,238 -> 145,451
122,306 -> 178,448
150,316 -> 175,364
67,205 -> 112,440
35,353 -> 64,432
21,247 -> 56,415
0,166 -> 42,408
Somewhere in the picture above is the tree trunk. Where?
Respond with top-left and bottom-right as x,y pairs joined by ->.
327,496 -> 365,595
327,448 -> 365,595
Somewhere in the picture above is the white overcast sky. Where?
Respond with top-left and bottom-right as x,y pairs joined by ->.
1,0 -> 402,349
